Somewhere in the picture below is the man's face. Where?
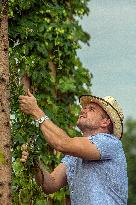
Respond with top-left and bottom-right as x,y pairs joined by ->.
77,102 -> 106,132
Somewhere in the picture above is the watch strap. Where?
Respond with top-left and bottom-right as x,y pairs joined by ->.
35,115 -> 49,127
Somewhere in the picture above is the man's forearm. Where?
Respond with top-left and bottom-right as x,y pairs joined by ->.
32,107 -> 71,152
19,93 -> 71,152
34,161 -> 57,194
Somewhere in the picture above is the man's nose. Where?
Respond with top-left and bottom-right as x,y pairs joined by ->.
81,107 -> 87,114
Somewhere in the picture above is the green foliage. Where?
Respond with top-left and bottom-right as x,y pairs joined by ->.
122,118 -> 136,205
9,0 -> 92,204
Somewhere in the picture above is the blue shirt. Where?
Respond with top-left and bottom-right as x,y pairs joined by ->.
61,133 -> 128,205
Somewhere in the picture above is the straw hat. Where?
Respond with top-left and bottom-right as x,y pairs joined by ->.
79,95 -> 124,138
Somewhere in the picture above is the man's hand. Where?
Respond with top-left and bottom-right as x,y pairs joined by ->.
19,89 -> 39,116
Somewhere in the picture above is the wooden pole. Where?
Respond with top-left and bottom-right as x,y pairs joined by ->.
0,0 -> 12,204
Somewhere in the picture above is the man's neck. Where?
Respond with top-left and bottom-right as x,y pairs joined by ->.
83,129 -> 109,138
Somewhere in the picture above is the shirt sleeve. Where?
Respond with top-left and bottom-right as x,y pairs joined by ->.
61,155 -> 77,178
61,155 -> 73,167
88,134 -> 119,160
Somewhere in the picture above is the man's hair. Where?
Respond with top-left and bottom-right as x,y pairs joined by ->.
101,111 -> 113,134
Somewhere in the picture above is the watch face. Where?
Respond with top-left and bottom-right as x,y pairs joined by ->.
39,116 -> 44,123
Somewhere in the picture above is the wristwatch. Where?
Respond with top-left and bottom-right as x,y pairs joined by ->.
35,115 -> 49,127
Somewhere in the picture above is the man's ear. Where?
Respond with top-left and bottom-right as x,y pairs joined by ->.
101,118 -> 111,128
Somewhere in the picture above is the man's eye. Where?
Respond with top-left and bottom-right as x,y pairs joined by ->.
89,107 -> 94,111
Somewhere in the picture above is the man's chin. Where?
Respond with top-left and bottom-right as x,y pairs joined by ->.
77,121 -> 92,133
77,122 -> 85,132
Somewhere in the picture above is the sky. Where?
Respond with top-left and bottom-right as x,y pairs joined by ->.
77,0 -> 136,120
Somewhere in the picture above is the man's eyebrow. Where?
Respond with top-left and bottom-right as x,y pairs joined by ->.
89,105 -> 96,109
83,105 -> 96,109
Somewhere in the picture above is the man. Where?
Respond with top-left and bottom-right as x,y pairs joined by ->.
19,90 -> 128,205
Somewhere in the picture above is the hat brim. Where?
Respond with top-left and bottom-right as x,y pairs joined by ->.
79,95 -> 123,138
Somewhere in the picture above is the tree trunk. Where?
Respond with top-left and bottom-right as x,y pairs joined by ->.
0,0 -> 12,204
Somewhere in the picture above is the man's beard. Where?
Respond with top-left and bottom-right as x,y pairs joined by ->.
77,121 -> 92,133
77,119 -> 99,134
